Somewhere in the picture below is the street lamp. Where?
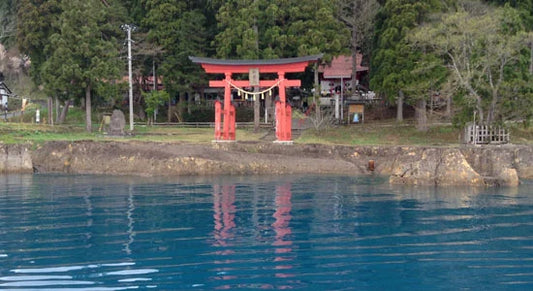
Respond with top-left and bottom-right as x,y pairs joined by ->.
121,24 -> 137,131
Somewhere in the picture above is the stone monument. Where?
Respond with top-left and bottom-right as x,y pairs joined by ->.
108,109 -> 126,136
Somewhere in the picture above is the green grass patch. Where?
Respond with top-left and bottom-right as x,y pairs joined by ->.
1,117 -> 531,146
0,122 -> 268,145
296,123 -> 462,146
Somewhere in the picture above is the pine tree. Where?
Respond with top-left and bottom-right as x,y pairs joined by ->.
0,0 -> 17,47
41,0 -> 122,132
143,0 -> 210,121
17,0 -> 62,85
370,0 -> 445,122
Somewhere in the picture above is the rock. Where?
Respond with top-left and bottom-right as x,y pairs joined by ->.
435,149 -> 484,186
0,144 -> 33,173
389,148 -> 440,185
389,148 -> 484,186
21,141 -> 533,186
494,167 -> 519,186
514,147 -> 533,179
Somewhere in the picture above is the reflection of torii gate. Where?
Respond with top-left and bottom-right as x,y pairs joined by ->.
190,55 -> 322,142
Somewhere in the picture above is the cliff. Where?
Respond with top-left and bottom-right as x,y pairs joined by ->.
1,141 -> 531,186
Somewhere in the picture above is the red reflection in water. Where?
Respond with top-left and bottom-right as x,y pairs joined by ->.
212,183 -> 298,289
213,184 -> 236,249
272,183 -> 295,280
212,184 -> 237,287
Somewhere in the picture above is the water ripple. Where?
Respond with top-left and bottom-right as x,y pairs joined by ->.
0,174 -> 531,290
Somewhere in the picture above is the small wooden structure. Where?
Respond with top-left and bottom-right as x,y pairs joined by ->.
464,124 -> 510,145
190,55 -> 322,142
0,79 -> 12,109
348,103 -> 364,123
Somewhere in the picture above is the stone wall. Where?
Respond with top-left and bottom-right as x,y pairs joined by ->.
0,144 -> 33,173
2,141 -> 532,186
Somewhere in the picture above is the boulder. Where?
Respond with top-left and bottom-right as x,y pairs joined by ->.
435,149 -> 484,186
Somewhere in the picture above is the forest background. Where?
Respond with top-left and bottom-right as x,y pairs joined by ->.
0,0 -> 531,133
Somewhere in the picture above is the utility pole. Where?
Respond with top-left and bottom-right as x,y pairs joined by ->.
122,24 -> 136,131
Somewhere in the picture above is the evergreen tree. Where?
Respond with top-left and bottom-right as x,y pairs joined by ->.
0,0 -> 17,47
41,0 -> 122,132
143,0 -> 210,120
214,0 -> 349,127
370,0 -> 447,122
17,0 -> 62,85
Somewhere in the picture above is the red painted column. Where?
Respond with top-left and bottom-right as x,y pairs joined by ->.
285,104 -> 292,140
229,104 -> 236,140
223,73 -> 232,140
214,100 -> 222,140
275,100 -> 282,140
277,72 -> 290,141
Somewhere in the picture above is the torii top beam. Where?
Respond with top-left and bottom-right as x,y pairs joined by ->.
189,54 -> 323,74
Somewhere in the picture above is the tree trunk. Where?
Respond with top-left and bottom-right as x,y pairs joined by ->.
168,94 -> 172,123
415,98 -> 428,132
153,59 -> 157,91
429,92 -> 434,118
188,91 -> 193,115
475,97 -> 484,125
254,87 -> 260,131
487,90 -> 499,125
314,63 -> 321,120
85,85 -> 92,132
178,92 -> 186,121
397,90 -> 404,122
446,94 -> 452,118
351,25 -> 358,91
57,100 -> 70,124
253,0 -> 260,131
265,89 -> 272,123
47,97 -> 53,125
530,40 -> 533,75
55,96 -> 59,122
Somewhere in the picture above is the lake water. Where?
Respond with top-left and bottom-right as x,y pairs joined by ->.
0,174 -> 532,290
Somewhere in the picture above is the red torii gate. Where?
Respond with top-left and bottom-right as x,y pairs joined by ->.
190,55 -> 322,142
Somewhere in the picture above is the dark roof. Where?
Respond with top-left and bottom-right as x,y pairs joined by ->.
189,54 -> 323,66
0,82 -> 12,95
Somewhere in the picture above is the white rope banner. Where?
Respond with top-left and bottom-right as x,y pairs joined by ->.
226,79 -> 282,100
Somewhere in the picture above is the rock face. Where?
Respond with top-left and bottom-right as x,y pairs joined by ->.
2,141 -> 531,186
0,144 -> 33,173
388,148 -> 484,186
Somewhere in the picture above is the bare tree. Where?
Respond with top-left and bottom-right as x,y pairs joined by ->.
336,0 -> 380,88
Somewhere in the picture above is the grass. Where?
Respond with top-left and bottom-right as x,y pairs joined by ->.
297,122 -> 462,146
0,122 -> 267,145
1,111 -> 531,146
297,121 -> 532,146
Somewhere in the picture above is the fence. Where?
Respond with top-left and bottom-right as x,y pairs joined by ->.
464,124 -> 510,145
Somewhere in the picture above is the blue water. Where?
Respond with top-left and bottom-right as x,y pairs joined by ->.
0,174 -> 532,290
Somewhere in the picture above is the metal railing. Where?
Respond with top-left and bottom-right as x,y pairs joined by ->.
146,122 -> 271,128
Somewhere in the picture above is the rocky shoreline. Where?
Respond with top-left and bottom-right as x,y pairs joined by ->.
1,141 -> 532,186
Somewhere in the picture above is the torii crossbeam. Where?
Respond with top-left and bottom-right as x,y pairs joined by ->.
190,55 -> 322,142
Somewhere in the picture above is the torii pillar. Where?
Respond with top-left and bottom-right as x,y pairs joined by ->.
190,55 -> 322,143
